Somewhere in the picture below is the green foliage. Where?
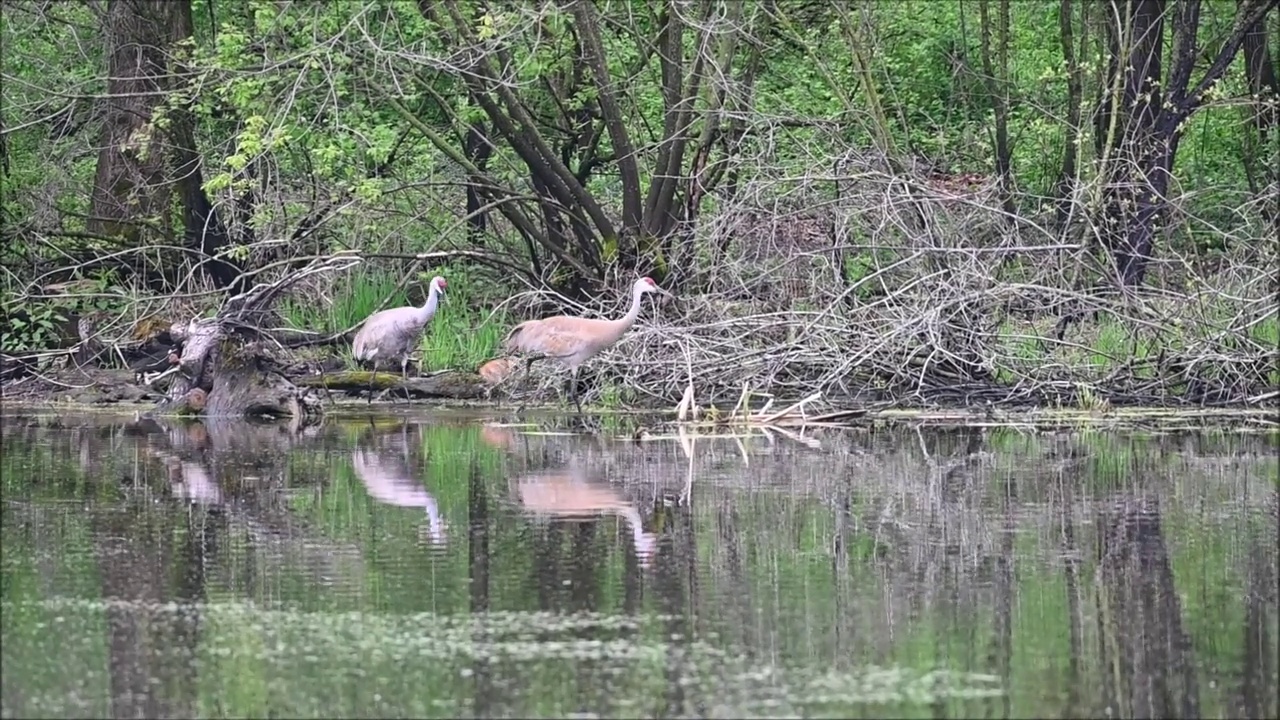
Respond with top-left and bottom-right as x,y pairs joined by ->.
0,3 -> 104,239
1249,314 -> 1280,388
418,264 -> 510,372
0,299 -> 67,354
0,270 -> 129,354
2,0 -> 1268,261
984,298 -> 1278,403
280,267 -> 408,336
1,0 -> 1274,408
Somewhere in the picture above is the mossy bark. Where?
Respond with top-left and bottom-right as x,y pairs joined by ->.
203,342 -> 322,420
293,370 -> 488,400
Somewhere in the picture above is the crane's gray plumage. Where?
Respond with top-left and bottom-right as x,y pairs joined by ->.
351,275 -> 447,402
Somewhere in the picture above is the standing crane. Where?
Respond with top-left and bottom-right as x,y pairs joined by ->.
351,275 -> 447,403
501,276 -> 673,413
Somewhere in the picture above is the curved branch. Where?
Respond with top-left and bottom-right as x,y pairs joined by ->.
430,0 -> 619,249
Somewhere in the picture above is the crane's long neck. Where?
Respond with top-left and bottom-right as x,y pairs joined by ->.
417,287 -> 441,323
610,286 -> 645,333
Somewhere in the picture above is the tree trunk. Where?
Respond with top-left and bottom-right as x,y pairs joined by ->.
0,101 -> 9,179
1096,0 -> 1278,288
88,0 -> 176,247
88,0 -> 241,291
1055,0 -> 1088,226
573,0 -> 643,243
978,0 -> 1016,219
167,0 -> 241,290
1239,1 -> 1279,213
1107,0 -> 1173,288
153,319 -> 324,422
1241,1 -> 1279,133
412,0 -> 748,292
463,121 -> 494,246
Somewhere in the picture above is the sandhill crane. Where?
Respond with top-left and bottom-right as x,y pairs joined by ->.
351,275 -> 447,403
501,276 -> 672,412
512,462 -> 658,568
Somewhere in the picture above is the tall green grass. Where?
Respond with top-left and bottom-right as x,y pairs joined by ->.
416,264 -> 510,371
280,265 -> 510,372
280,267 -> 409,337
1249,314 -> 1280,388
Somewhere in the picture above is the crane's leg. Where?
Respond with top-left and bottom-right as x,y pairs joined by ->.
514,357 -> 536,413
560,375 -> 574,409
367,360 -> 378,405
400,355 -> 411,403
569,366 -> 583,415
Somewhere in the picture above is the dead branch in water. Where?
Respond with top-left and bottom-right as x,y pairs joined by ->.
673,382 -> 869,430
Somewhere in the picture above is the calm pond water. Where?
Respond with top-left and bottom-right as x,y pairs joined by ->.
1,409 -> 1277,719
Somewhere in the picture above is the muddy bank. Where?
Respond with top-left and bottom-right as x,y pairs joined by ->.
2,368 -> 166,406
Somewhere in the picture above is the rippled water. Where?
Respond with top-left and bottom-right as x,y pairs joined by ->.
1,409 -> 1277,719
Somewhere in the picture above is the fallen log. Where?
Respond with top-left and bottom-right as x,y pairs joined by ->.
293,370 -> 489,400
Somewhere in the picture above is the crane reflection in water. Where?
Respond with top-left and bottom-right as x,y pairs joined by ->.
510,458 -> 659,570
350,441 -> 448,547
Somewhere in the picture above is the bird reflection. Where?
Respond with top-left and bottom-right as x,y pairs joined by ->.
351,443 -> 447,547
479,423 -> 519,451
165,456 -> 224,505
511,460 -> 657,568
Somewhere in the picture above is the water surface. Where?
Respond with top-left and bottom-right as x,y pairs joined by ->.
2,410 -> 1277,719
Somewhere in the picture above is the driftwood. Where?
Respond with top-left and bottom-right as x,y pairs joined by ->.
151,322 -> 323,421
293,370 -> 489,400
143,255 -> 366,421
205,342 -> 323,419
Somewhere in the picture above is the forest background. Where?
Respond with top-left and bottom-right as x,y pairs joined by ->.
1,0 -> 1277,409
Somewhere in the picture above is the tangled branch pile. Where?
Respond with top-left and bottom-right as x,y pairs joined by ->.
503,153 -> 1277,410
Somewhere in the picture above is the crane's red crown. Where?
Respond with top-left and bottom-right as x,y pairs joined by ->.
641,277 -> 656,287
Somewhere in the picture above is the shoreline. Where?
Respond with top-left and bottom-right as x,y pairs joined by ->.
3,395 -> 1276,431
3,365 -> 1276,430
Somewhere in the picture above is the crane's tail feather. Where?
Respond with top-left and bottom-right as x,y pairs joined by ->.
501,322 -> 532,353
